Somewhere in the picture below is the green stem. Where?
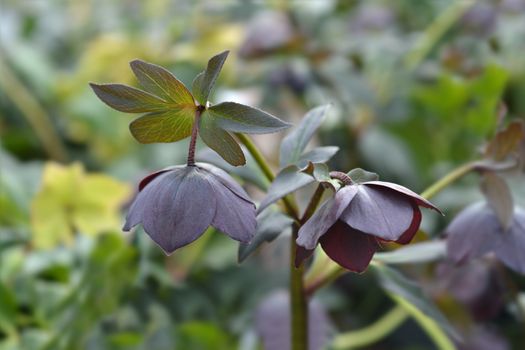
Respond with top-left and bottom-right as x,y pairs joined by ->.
187,106 -> 204,166
390,296 -> 455,350
332,306 -> 409,349
301,184 -> 325,224
235,132 -> 307,349
235,133 -> 276,182
291,223 -> 308,350
235,133 -> 299,219
420,161 -> 476,200
0,56 -> 68,162
404,0 -> 475,71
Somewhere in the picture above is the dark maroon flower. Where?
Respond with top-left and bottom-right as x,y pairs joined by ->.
445,202 -> 525,274
124,162 -> 256,253
296,180 -> 441,272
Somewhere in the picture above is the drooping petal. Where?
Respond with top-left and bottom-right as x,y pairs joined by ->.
197,162 -> 252,202
340,185 -> 414,241
208,174 -> 257,243
138,165 -> 184,191
123,169 -> 186,231
494,209 -> 525,274
141,167 -> 216,253
363,181 -> 442,214
394,203 -> 422,245
296,186 -> 358,250
445,202 -> 500,264
319,221 -> 379,273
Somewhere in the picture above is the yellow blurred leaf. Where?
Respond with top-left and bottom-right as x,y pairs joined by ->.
31,162 -> 131,249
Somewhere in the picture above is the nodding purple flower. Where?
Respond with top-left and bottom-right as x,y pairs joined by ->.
296,178 -> 441,272
445,202 -> 525,275
124,163 -> 256,253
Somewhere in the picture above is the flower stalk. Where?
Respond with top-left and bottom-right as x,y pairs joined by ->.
237,133 -> 318,350
187,106 -> 205,166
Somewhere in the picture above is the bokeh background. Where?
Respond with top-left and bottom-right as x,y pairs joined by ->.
1,0 -> 525,349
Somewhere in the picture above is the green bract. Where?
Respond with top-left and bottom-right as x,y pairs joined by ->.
90,50 -> 290,166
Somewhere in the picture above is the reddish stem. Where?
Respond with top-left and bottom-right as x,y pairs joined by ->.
187,106 -> 205,166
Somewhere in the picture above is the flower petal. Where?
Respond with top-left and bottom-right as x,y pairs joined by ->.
208,175 -> 257,243
296,186 -> 358,250
394,203 -> 422,245
340,185 -> 414,241
138,165 -> 184,191
123,169 -> 186,231
494,209 -> 525,274
445,202 -> 500,264
363,181 -> 442,214
141,167 -> 216,253
320,221 -> 379,273
197,162 -> 252,202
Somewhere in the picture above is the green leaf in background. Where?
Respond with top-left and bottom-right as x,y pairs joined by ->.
0,281 -> 17,334
208,102 -> 290,134
89,83 -> 167,113
347,168 -> 379,183
481,172 -> 514,230
238,210 -> 293,262
199,112 -> 246,166
177,322 -> 233,350
373,264 -> 460,343
30,162 -> 131,249
192,50 -> 229,106
42,233 -> 138,350
129,108 -> 195,143
280,105 -> 330,167
373,241 -> 446,265
129,59 -> 195,104
258,165 -> 315,213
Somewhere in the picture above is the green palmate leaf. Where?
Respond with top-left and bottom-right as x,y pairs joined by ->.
192,50 -> 229,105
129,107 -> 195,143
373,264 -> 460,342
238,210 -> 293,262
130,59 -> 195,104
280,105 -> 330,167
199,112 -> 246,166
89,83 -> 167,113
208,102 -> 290,134
258,165 -> 315,213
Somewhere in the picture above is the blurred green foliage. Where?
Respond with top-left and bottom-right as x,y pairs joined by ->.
1,0 -> 525,349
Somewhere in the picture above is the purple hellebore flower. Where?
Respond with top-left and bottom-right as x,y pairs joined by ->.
123,162 -> 256,253
445,202 -> 525,275
296,180 -> 441,272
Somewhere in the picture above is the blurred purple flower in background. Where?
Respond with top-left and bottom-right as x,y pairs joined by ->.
124,163 -> 256,253
296,179 -> 441,272
446,202 -> 525,274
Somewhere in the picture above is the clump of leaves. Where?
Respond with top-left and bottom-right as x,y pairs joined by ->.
90,51 -> 289,166
31,162 -> 131,249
